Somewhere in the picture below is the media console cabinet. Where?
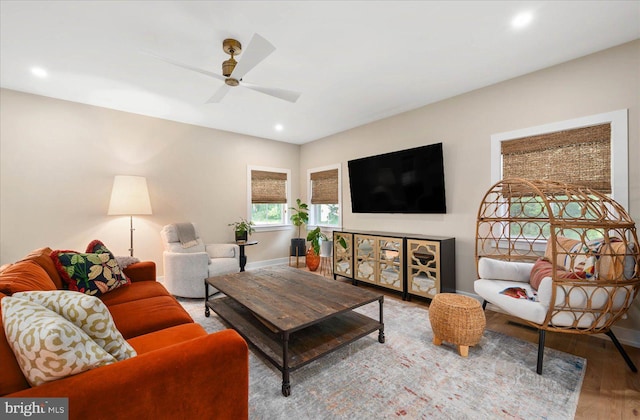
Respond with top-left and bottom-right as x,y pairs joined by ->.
333,230 -> 456,300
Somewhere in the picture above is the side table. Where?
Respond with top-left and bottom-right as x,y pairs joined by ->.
236,240 -> 258,272
429,293 -> 486,357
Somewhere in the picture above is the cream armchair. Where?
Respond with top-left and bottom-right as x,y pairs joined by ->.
160,224 -> 239,298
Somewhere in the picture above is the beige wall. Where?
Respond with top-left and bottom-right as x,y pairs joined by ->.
0,89 -> 300,268
300,40 -> 640,340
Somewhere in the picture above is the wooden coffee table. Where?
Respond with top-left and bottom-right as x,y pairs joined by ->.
205,265 -> 384,396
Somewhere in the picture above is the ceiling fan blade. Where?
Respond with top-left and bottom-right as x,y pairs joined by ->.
205,84 -> 231,103
143,51 -> 225,81
241,81 -> 301,103
230,33 -> 276,80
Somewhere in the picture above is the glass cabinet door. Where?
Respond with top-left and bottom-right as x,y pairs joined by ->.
407,239 -> 440,298
333,232 -> 353,277
377,237 -> 403,291
354,235 -> 376,283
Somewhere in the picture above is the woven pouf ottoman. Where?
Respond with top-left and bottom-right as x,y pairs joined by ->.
429,293 -> 486,357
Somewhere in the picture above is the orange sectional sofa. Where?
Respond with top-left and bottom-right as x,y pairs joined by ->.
0,247 -> 249,420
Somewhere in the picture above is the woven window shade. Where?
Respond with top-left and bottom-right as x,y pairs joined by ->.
310,169 -> 339,204
501,123 -> 611,193
251,170 -> 287,203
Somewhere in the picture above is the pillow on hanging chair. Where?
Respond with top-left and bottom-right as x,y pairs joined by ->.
529,257 -> 581,290
545,236 -> 635,281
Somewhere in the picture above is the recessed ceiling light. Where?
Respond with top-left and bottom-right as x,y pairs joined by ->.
30,67 -> 48,78
275,124 -> 284,132
511,12 -> 533,29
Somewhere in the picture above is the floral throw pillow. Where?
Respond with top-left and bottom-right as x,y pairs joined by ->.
51,240 -> 130,296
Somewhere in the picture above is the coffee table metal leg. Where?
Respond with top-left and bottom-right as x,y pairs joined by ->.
204,280 -> 210,317
378,297 -> 385,343
281,332 -> 291,396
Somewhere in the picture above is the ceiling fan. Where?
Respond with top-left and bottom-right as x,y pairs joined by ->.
148,33 -> 301,103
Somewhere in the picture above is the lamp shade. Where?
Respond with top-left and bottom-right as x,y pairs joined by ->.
107,176 -> 152,215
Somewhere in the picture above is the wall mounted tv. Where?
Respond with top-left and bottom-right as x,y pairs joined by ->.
348,143 -> 446,214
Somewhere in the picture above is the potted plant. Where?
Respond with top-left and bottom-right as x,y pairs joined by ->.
228,218 -> 255,242
289,198 -> 309,259
305,227 -> 327,271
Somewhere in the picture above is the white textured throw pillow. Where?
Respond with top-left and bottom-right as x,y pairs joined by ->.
12,290 -> 136,361
477,258 -> 534,283
1,296 -> 116,386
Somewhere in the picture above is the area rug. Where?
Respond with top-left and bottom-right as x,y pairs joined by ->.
178,297 -> 586,420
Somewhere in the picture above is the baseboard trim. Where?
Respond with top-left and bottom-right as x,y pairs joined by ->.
245,257 -> 289,271
461,290 -> 639,349
609,325 -> 640,348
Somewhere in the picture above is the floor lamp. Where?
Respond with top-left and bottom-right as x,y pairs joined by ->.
107,175 -> 152,257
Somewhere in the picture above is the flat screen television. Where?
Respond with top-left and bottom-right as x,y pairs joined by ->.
348,143 -> 446,214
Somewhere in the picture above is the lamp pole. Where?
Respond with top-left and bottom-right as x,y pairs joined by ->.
129,215 -> 135,257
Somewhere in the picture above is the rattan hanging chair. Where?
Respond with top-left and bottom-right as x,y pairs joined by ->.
474,178 -> 639,374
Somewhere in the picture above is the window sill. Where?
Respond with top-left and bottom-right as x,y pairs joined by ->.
254,224 -> 294,232
308,224 -> 341,230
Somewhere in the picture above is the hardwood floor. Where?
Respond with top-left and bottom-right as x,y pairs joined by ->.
306,267 -> 640,419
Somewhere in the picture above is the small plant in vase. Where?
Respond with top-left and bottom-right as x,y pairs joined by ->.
306,227 -> 327,271
228,218 -> 255,242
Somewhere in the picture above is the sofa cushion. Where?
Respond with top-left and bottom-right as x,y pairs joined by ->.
529,257 -> 580,290
0,261 -> 57,295
0,293 -> 30,395
19,247 -> 64,289
13,290 -> 136,361
51,241 -> 130,296
1,296 -> 116,386
474,279 -> 547,324
99,281 -> 171,307
107,295 -> 194,339
127,323 -> 207,355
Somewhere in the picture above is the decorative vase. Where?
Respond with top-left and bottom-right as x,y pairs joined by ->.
306,248 -> 320,271
235,231 -> 248,242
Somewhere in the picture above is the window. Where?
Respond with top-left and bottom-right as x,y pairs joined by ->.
491,110 -> 628,243
491,109 -> 628,208
501,123 -> 611,192
248,166 -> 290,226
308,165 -> 341,227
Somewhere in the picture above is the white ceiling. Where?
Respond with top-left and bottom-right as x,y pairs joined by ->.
1,1 -> 639,144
